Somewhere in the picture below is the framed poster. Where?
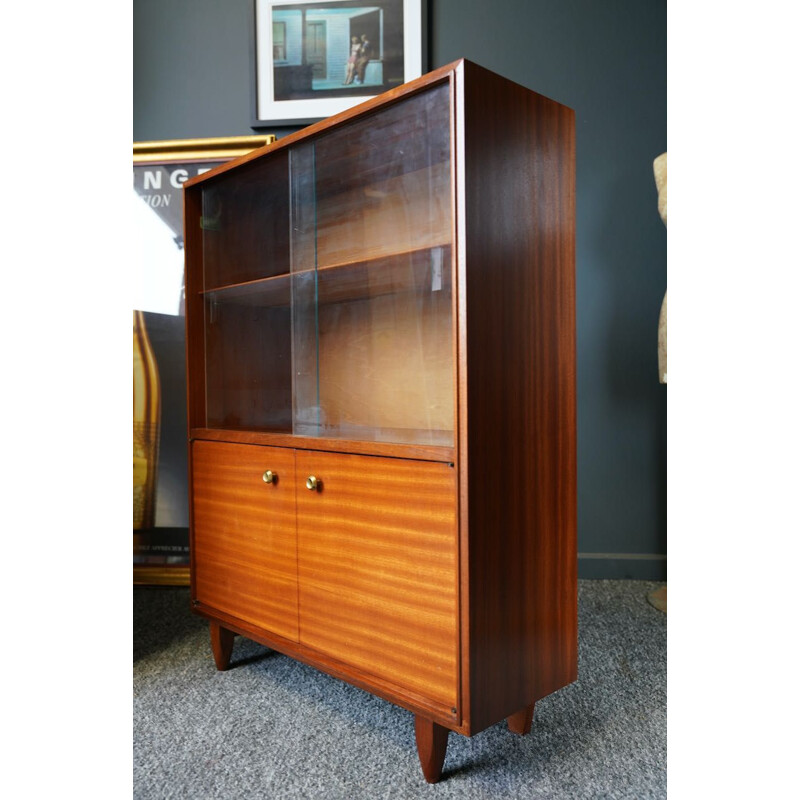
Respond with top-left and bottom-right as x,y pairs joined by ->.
252,0 -> 427,126
133,136 -> 275,586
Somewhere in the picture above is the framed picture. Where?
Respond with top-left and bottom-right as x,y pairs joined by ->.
252,0 -> 427,126
133,135 -> 275,586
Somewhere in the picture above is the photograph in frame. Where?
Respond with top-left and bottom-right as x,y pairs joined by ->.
253,0 -> 426,126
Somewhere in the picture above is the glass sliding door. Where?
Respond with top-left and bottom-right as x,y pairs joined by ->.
201,153 -> 293,432
290,82 -> 454,446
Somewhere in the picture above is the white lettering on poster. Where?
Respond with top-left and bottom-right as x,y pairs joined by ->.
169,169 -> 189,188
135,162 -> 224,319
136,166 -> 213,192
143,195 -> 171,208
143,171 -> 162,190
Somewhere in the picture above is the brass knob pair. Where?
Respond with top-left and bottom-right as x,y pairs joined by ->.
263,470 -> 318,491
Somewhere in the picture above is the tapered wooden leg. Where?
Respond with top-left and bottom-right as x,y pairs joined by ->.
507,702 -> 535,735
209,621 -> 234,671
414,716 -> 449,783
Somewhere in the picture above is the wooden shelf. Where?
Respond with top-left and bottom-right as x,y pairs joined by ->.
202,242 -> 452,308
191,428 -> 454,463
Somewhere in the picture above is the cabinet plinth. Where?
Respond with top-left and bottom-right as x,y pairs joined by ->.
184,58 -> 576,782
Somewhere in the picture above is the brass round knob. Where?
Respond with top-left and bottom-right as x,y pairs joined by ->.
306,476 -> 318,491
262,470 -> 276,484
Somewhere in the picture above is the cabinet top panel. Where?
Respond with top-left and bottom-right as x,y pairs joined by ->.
183,59 -> 572,192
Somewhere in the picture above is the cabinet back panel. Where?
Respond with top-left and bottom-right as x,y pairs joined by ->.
312,82 -> 450,202
296,451 -> 458,708
290,81 -> 452,270
192,441 -> 299,641
202,151 -> 290,289
293,284 -> 453,442
314,163 -> 451,268
205,303 -> 292,431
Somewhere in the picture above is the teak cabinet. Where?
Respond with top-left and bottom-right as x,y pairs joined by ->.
183,59 -> 576,783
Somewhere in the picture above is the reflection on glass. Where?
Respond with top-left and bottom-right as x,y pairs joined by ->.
201,153 -> 290,290
292,83 -> 453,446
198,82 -> 454,447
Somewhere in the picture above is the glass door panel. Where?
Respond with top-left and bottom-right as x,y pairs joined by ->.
204,296 -> 292,431
201,151 -> 290,289
291,82 -> 454,446
202,151 -> 293,431
290,142 -> 321,435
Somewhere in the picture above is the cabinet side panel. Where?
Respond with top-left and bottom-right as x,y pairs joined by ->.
461,63 -> 577,732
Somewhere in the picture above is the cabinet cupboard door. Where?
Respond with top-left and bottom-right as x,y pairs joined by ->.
296,451 -> 458,708
192,440 -> 299,642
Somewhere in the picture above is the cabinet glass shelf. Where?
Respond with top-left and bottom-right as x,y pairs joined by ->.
201,243 -> 452,307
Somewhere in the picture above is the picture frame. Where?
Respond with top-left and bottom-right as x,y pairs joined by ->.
133,135 -> 275,587
251,0 -> 427,127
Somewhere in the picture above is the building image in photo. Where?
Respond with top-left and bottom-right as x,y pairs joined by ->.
272,1 -> 405,100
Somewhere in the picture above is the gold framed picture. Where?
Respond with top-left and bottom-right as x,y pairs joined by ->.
133,135 -> 275,586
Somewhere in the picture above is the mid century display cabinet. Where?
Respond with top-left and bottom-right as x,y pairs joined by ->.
183,59 -> 576,782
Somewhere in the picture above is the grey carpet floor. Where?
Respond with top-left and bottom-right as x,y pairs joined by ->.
133,580 -> 666,799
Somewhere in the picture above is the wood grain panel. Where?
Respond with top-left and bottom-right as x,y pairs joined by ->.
314,163 -> 452,268
458,60 -> 577,733
191,427 -> 454,463
204,302 -> 292,431
191,440 -> 299,641
191,601 -> 464,729
315,286 -> 454,438
200,151 -> 290,289
296,451 -> 458,708
312,81 -> 451,206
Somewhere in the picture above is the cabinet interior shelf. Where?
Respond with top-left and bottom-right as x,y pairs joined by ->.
202,242 -> 452,308
190,428 -> 454,463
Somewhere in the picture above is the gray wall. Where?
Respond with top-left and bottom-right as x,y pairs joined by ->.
134,0 -> 667,579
